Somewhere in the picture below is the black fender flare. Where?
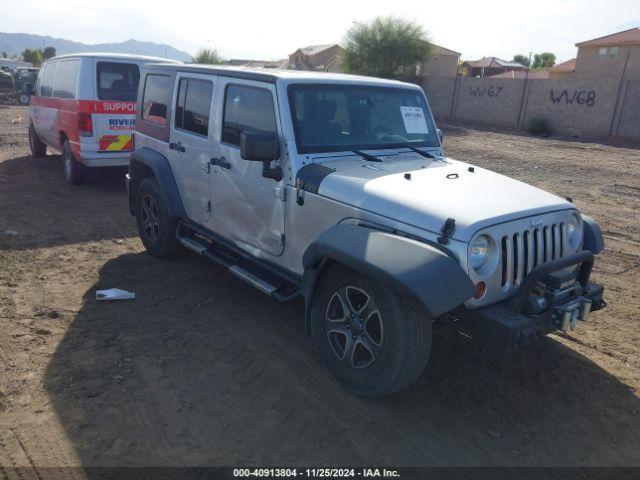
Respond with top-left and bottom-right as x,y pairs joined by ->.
581,214 -> 604,254
301,224 -> 475,332
128,147 -> 186,218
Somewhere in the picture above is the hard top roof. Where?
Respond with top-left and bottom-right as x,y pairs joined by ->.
46,52 -> 182,63
143,63 -> 420,88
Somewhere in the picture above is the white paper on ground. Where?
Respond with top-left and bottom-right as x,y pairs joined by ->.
96,288 -> 136,301
400,106 -> 429,134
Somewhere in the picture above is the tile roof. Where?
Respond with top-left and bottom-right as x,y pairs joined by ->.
427,42 -> 460,56
463,57 -> 526,69
576,28 -> 640,47
299,44 -> 339,55
550,58 -> 576,72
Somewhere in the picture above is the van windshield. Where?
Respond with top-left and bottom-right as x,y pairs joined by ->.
97,62 -> 140,101
288,84 -> 439,154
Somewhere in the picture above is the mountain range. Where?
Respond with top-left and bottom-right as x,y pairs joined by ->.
0,32 -> 192,62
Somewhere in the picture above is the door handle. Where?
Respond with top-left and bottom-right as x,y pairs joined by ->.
210,157 -> 231,170
169,141 -> 186,153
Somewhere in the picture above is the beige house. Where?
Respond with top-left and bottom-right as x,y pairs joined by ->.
419,43 -> 460,77
557,28 -> 640,79
288,44 -> 345,72
548,59 -> 576,78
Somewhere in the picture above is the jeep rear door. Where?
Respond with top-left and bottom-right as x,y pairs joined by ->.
210,78 -> 286,257
168,72 -> 218,226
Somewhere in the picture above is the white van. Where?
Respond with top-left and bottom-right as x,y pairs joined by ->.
28,53 -> 180,184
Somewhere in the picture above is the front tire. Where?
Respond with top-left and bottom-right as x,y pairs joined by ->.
28,123 -> 47,157
62,140 -> 86,185
310,264 -> 432,397
135,177 -> 179,258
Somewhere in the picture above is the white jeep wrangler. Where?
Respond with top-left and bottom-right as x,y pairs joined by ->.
126,64 -> 606,397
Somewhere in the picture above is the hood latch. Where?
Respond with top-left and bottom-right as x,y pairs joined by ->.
438,218 -> 456,245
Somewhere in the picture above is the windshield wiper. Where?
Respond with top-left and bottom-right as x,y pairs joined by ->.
405,146 -> 435,159
351,150 -> 383,162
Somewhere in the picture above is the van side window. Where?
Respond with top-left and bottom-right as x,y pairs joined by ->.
53,60 -> 79,99
175,78 -> 213,137
40,62 -> 57,97
97,62 -> 140,101
142,74 -> 171,126
222,85 -> 277,146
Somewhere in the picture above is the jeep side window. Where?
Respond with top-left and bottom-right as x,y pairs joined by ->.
222,84 -> 276,146
175,78 -> 213,137
141,74 -> 171,126
39,62 -> 57,97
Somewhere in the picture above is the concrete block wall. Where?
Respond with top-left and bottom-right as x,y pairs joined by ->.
421,74 -> 639,143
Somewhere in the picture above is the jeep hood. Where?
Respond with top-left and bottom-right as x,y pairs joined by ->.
314,155 -> 574,242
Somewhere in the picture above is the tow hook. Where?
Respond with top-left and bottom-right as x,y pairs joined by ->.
556,297 -> 592,331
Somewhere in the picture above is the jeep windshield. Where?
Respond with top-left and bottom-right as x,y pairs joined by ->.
288,84 -> 440,154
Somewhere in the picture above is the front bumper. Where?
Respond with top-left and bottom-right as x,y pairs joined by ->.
457,251 -> 606,356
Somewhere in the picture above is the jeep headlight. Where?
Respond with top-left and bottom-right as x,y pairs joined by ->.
470,235 -> 490,271
567,213 -> 582,248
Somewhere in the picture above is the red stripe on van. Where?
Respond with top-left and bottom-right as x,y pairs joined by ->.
78,100 -> 137,114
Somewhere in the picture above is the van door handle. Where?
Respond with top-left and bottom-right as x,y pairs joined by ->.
210,157 -> 231,169
169,141 -> 186,153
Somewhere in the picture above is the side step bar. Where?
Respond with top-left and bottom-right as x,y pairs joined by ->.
177,222 -> 300,303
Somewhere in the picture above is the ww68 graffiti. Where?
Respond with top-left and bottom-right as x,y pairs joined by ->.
550,89 -> 596,106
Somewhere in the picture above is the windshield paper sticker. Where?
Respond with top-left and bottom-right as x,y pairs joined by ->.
400,106 -> 429,134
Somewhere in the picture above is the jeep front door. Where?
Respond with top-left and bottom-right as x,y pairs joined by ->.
168,73 -> 218,227
210,79 -> 285,256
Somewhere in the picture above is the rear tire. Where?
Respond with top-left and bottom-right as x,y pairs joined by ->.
135,177 -> 179,258
62,140 -> 86,185
28,123 -> 47,158
310,264 -> 432,397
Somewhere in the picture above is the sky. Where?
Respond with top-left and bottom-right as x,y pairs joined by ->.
1,0 -> 639,62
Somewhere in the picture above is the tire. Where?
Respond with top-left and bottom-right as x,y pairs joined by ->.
28,122 -> 47,158
62,140 -> 86,185
135,177 -> 179,258
310,264 -> 432,397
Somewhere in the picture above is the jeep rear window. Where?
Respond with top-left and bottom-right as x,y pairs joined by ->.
288,84 -> 439,154
175,78 -> 213,137
97,62 -> 140,101
141,74 -> 171,126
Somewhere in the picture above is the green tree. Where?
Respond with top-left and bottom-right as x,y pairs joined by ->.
22,48 -> 43,67
532,52 -> 556,69
342,16 -> 430,80
512,54 -> 530,67
42,46 -> 56,60
1,51 -> 7,58
194,47 -> 222,64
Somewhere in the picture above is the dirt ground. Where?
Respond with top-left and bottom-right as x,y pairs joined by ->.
0,99 -> 639,470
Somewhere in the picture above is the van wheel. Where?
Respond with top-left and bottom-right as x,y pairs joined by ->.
28,123 -> 47,157
62,140 -> 86,185
135,177 -> 179,258
310,264 -> 432,397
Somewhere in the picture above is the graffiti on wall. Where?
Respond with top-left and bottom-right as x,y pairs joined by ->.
468,86 -> 503,98
550,89 -> 596,106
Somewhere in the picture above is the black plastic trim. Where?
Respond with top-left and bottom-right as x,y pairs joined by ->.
581,215 -> 604,254
296,163 -> 336,194
128,148 -> 186,218
302,224 -> 475,329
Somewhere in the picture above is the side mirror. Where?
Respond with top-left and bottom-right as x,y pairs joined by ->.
240,131 -> 282,181
437,128 -> 444,145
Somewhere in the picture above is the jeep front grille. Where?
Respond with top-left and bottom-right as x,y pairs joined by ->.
499,223 -> 565,290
